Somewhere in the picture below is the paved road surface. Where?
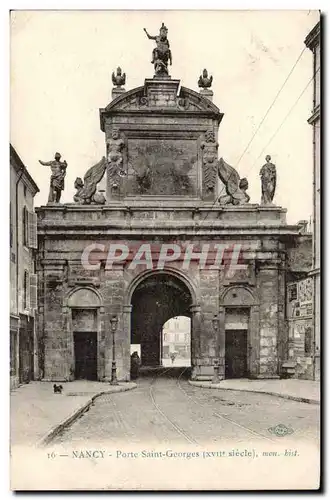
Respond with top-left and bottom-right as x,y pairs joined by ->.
162,358 -> 191,367
53,368 -> 319,447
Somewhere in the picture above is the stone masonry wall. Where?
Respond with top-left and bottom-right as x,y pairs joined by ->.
258,264 -> 279,378
197,269 -> 219,378
38,238 -> 285,382
43,263 -> 71,380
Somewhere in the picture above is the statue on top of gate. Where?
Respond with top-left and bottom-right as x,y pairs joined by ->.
144,23 -> 172,76
39,152 -> 67,204
260,155 -> 276,205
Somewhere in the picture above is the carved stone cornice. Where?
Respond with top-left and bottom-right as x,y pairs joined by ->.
304,21 -> 320,50
67,278 -> 100,288
256,258 -> 282,271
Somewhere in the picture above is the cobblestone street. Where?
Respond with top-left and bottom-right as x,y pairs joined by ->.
53,369 -> 319,447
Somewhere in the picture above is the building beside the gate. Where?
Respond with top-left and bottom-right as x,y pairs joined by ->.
36,37 -> 312,382
305,21 -> 321,381
162,316 -> 191,360
10,144 -> 39,389
286,276 -> 314,379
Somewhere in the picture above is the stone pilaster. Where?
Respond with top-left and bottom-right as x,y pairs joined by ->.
257,260 -> 280,378
122,305 -> 133,381
42,259 -> 70,381
277,254 -> 287,373
197,269 -> 219,379
103,265 -> 128,381
218,306 -> 226,379
190,304 -> 201,379
97,306 -> 106,380
249,305 -> 260,378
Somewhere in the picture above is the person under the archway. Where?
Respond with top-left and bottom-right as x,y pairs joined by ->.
130,351 -> 141,380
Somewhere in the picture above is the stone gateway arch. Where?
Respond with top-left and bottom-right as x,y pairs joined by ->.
36,44 -> 311,382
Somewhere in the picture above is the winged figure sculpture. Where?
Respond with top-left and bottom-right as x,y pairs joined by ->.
217,157 -> 250,205
74,157 -> 107,204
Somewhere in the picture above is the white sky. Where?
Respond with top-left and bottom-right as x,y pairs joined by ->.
10,10 -> 320,224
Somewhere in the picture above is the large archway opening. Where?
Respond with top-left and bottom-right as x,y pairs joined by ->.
130,273 -> 193,369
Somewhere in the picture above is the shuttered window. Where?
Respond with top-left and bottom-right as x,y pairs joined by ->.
10,330 -> 17,375
22,207 -> 28,246
22,208 -> 37,249
10,202 -> 13,248
28,211 -> 37,249
23,270 -> 29,310
29,274 -> 38,311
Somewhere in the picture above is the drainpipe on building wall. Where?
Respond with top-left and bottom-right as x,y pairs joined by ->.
312,128 -> 317,382
15,167 -> 24,318
277,263 -> 281,377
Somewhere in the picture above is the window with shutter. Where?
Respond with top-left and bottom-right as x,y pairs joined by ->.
28,211 -> 38,249
23,270 -> 29,310
10,330 -> 17,375
10,202 -> 13,248
22,207 -> 26,246
29,274 -> 38,311
22,206 -> 29,246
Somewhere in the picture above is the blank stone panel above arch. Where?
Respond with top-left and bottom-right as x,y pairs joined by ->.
67,287 -> 101,308
221,286 -> 256,307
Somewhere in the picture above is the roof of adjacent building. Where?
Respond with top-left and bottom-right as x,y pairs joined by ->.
304,20 -> 321,50
10,144 -> 39,195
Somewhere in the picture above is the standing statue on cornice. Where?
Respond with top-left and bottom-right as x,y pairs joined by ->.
217,158 -> 250,205
260,155 -> 276,205
144,23 -> 172,76
39,152 -> 67,203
